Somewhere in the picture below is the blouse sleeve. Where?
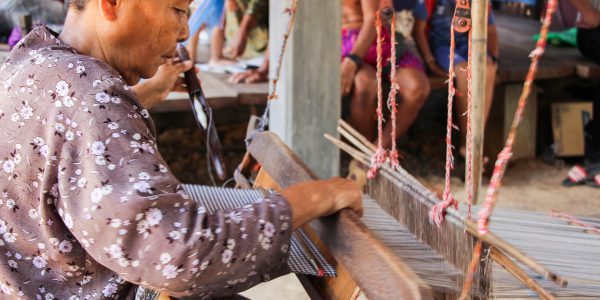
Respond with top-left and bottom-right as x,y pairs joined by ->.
56,80 -> 292,298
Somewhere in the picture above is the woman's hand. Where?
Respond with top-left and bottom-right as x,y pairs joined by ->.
282,177 -> 363,230
341,57 -> 359,96
132,59 -> 194,109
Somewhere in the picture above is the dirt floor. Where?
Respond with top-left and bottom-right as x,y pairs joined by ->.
425,159 -> 600,218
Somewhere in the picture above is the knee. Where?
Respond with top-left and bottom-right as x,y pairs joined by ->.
398,73 -> 430,106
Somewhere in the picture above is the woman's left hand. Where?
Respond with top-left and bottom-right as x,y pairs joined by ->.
132,59 -> 194,109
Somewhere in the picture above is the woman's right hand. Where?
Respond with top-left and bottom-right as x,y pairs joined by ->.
281,177 -> 363,230
341,58 -> 359,96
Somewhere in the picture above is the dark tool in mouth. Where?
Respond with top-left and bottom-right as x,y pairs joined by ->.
176,44 -> 227,180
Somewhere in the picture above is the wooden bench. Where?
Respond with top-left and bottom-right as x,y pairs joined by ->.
151,71 -> 268,113
427,13 -> 600,160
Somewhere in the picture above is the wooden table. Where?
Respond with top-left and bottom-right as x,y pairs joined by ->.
151,71 -> 269,113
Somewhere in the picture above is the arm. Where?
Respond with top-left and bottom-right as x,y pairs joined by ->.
412,19 -> 447,76
350,0 -> 379,58
59,81 -> 361,297
341,0 -> 379,95
232,0 -> 267,58
487,24 -> 499,61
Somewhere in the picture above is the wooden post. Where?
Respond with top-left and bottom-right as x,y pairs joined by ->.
468,0 -> 489,203
268,0 -> 341,178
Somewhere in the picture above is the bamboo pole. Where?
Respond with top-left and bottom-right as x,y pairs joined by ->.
469,0 -> 489,204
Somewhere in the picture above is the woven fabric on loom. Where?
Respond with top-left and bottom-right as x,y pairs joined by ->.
182,184 -> 337,277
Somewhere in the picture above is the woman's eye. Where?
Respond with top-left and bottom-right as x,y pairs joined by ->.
174,7 -> 187,16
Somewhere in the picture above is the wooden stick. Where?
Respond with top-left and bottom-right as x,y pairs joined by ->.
469,0 -> 490,205
338,119 -> 377,152
491,248 -> 556,300
462,220 -> 567,287
459,240 -> 484,300
324,133 -> 568,288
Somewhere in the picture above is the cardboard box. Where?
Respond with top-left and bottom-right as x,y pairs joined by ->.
552,102 -> 594,157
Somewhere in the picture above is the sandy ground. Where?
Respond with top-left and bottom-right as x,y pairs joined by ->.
425,159 -> 600,218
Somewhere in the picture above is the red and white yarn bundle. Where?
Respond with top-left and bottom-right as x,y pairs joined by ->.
388,10 -> 401,170
430,18 -> 459,226
368,11 -> 389,179
368,7 -> 401,178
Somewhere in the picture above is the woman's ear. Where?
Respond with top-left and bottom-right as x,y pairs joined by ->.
98,0 -> 119,21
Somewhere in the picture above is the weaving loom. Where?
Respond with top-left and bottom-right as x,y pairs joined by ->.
242,129 -> 600,299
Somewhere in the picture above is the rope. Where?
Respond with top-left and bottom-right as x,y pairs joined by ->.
477,0 -> 558,235
257,0 -> 299,131
465,30 -> 474,220
368,11 -> 389,179
388,11 -> 401,170
429,15 -> 458,226
460,1 -> 558,298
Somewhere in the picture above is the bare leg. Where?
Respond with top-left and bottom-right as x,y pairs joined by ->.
209,25 -> 231,65
380,68 -> 430,149
485,58 -> 497,124
454,62 -> 469,157
186,27 -> 202,63
349,65 -> 378,142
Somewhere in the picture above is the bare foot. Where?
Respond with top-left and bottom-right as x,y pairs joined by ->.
208,58 -> 237,67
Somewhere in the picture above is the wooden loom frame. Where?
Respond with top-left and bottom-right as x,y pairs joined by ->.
240,128 -> 567,300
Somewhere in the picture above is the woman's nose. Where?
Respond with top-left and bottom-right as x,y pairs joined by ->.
177,19 -> 190,43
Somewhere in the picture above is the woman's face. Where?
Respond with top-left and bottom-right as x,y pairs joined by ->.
102,0 -> 191,84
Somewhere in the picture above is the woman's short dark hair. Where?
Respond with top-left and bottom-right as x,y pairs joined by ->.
69,0 -> 90,11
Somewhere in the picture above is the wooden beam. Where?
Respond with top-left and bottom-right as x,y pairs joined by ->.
468,0 -> 490,204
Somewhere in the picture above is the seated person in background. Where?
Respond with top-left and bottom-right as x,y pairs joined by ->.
412,0 -> 499,159
214,0 -> 270,83
342,0 -> 430,156
570,0 -> 600,64
185,0 -> 227,64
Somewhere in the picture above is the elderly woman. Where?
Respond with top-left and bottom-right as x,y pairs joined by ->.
0,0 -> 362,298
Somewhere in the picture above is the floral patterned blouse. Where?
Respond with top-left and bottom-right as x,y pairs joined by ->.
0,27 -> 292,299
